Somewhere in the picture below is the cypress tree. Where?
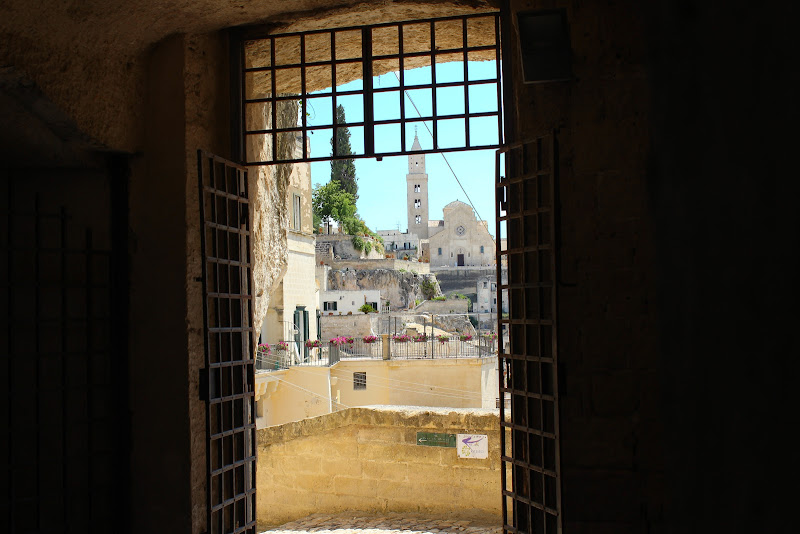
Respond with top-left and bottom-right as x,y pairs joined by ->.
330,104 -> 358,200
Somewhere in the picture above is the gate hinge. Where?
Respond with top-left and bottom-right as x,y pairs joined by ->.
199,368 -> 209,402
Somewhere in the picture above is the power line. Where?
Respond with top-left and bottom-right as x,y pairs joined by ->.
392,71 -> 486,226
281,365 -> 483,401
273,376 -> 350,409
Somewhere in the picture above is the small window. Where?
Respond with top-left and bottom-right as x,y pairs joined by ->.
414,199 -> 421,208
353,372 -> 367,390
414,184 -> 420,192
480,245 -> 484,254
438,248 -> 442,255
292,193 -> 301,231
450,252 -> 453,258
483,281 -> 488,288
323,301 -> 337,311
415,215 -> 421,224
491,284 -> 496,291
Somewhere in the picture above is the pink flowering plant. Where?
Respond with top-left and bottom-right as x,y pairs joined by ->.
392,334 -> 410,343
275,340 -> 289,351
412,333 -> 428,342
257,343 -> 270,357
363,335 -> 378,344
305,339 -> 322,348
436,334 -> 451,343
330,336 -> 354,346
481,332 -> 498,341
459,334 -> 473,341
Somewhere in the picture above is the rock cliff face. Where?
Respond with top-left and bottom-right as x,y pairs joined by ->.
249,100 -> 299,335
327,268 -> 441,310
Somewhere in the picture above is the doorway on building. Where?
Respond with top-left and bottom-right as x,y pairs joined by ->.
217,9 -> 562,534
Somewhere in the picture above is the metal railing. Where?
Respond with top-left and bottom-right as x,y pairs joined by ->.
255,341 -> 330,372
255,335 -> 499,372
390,335 -> 497,360
332,339 -> 383,360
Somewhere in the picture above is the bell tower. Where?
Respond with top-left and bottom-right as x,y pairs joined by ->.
406,131 -> 429,239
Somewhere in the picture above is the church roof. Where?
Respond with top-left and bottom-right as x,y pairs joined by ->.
443,200 -> 471,210
411,133 -> 422,151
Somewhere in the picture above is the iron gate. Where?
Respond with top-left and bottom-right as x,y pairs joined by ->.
197,151 -> 257,534
496,135 -> 562,534
1,169 -> 128,533
236,11 -> 503,164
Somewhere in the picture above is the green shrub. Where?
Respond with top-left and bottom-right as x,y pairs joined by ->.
351,235 -> 364,251
432,295 -> 446,301
420,278 -> 437,299
359,303 -> 376,313
363,241 -> 372,254
415,298 -> 421,306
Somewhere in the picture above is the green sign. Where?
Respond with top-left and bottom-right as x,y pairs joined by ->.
416,432 -> 456,448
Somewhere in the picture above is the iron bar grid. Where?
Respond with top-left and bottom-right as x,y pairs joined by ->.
496,135 -> 562,534
239,12 -> 503,165
2,175 -> 123,532
198,151 -> 257,534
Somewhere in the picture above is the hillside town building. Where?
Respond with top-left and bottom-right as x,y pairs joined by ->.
378,134 -> 496,269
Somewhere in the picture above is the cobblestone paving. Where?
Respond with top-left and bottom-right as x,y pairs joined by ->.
260,513 -> 502,534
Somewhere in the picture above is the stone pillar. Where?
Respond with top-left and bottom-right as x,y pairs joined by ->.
381,334 -> 391,360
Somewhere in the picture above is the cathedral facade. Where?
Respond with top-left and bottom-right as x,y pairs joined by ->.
379,133 -> 496,267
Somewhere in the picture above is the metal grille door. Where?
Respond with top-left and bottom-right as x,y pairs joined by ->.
1,171 -> 127,533
197,152 -> 257,534
496,135 -> 562,534
238,12 -> 503,164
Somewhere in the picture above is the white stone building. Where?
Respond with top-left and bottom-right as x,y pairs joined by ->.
376,229 -> 421,259
476,272 -> 508,314
260,136 -> 319,357
319,289 -> 382,315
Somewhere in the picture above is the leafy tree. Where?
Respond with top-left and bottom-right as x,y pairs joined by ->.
330,104 -> 358,200
312,181 -> 356,233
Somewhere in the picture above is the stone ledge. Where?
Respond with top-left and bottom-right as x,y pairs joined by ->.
257,406 -> 500,447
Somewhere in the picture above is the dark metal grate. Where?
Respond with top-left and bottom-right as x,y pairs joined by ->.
198,151 -> 257,534
237,12 -> 503,164
1,172 -> 126,533
496,135 -> 562,534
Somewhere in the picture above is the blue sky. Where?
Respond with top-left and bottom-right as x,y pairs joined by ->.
306,61 -> 500,237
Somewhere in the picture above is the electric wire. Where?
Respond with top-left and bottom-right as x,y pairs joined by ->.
328,366 -> 483,396
280,364 -> 483,401
392,70 -> 487,230
272,376 -> 350,409
258,346 -> 494,396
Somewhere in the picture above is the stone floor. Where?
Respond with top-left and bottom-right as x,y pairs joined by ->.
259,513 -> 503,534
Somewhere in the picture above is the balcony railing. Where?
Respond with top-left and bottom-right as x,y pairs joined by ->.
255,335 -> 499,373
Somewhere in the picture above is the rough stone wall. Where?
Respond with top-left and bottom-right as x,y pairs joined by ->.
414,298 -> 470,315
327,268 -> 442,310
319,314 -> 375,340
0,0 -> 498,152
247,100 -> 300,336
433,267 -> 495,299
505,2 -> 660,532
325,258 -> 430,274
316,233 -> 384,260
255,406 -> 501,528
